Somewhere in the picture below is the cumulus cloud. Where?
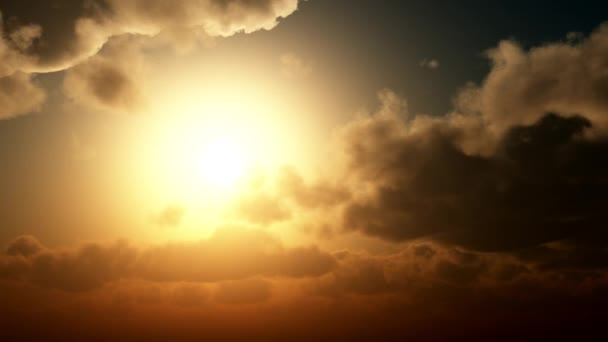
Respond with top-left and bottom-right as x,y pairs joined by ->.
0,227 -> 336,291
336,89 -> 608,251
0,0 -> 303,115
63,36 -> 147,112
456,23 -> 608,135
278,167 -> 350,209
0,72 -> 46,119
0,0 -> 301,75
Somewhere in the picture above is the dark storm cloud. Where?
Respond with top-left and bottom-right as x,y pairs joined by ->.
339,104 -> 608,252
0,227 -> 336,291
314,242 -> 531,297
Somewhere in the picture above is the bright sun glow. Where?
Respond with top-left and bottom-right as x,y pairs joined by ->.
197,138 -> 247,188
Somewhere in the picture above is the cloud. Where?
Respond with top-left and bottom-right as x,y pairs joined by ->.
1,234 -> 606,340
0,0 -> 302,75
0,227 -> 336,291
419,58 -> 440,69
138,227 -> 337,282
280,52 -> 313,79
235,192 -> 291,225
456,24 -> 608,135
0,72 -> 46,119
333,87 -> 608,252
171,283 -> 209,307
5,235 -> 45,257
0,0 -> 303,115
62,36 -> 146,112
278,167 -> 350,209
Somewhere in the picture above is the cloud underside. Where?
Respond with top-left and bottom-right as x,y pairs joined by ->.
0,0 -> 301,115
1,231 -> 607,340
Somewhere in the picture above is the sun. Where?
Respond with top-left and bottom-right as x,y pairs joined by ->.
197,137 -> 248,189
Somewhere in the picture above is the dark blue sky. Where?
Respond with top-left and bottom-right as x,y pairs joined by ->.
271,0 -> 607,114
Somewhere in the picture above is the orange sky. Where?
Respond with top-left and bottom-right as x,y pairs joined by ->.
1,0 -> 608,340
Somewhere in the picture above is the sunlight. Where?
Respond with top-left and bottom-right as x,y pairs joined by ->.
197,137 -> 247,189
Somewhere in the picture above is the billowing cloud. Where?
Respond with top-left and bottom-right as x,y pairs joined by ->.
0,0 -> 301,75
5,235 -> 45,257
0,227 -> 336,291
457,23 -> 608,135
0,0 -> 303,115
63,36 -> 146,112
337,89 -> 608,251
0,72 -> 46,119
214,278 -> 272,304
2,235 -> 606,341
278,167 -> 350,209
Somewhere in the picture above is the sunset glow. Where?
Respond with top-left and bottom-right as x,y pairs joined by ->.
1,1 -> 607,341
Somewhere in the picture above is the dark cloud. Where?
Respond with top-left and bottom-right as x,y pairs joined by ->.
340,105 -> 608,252
1,236 -> 607,341
315,243 -> 529,298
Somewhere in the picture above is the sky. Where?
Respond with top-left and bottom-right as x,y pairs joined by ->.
1,0 -> 607,340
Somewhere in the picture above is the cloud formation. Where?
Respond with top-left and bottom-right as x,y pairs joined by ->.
457,23 -> 608,135
0,227 -> 336,291
0,0 -> 303,116
0,72 -> 46,119
337,89 -> 608,252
